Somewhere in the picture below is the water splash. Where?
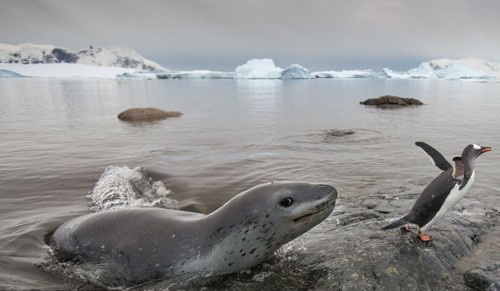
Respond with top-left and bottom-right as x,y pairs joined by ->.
87,166 -> 177,212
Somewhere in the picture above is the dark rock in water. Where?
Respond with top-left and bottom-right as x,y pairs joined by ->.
322,130 -> 355,143
117,108 -> 182,122
324,129 -> 355,137
360,95 -> 424,107
142,194 -> 499,290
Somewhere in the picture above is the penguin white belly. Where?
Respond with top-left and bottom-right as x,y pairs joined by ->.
421,171 -> 475,231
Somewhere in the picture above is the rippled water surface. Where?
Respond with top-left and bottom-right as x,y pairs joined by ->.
0,78 -> 499,289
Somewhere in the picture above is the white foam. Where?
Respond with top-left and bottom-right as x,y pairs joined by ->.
87,166 -> 177,211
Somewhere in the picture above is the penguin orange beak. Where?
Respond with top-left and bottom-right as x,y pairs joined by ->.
481,146 -> 492,153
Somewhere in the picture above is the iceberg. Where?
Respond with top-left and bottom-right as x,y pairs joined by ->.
235,59 -> 283,79
381,68 -> 410,79
428,58 -> 500,78
235,59 -> 312,79
0,69 -> 24,78
156,70 -> 234,79
406,62 -> 438,79
117,71 -> 161,79
281,64 -> 310,79
385,58 -> 499,80
432,63 -> 495,80
312,69 -> 382,79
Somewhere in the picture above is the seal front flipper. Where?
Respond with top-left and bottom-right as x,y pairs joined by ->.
415,141 -> 451,171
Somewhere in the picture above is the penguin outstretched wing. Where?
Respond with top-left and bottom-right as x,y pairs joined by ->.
415,142 -> 452,171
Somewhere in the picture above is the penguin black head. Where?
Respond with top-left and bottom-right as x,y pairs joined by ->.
461,144 -> 492,160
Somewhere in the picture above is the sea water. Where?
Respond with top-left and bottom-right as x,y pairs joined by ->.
0,78 -> 499,289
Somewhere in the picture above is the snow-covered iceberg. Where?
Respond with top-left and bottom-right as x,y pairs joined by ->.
282,64 -> 310,79
428,58 -> 500,79
235,59 -> 283,79
385,58 -> 499,80
235,59 -> 312,79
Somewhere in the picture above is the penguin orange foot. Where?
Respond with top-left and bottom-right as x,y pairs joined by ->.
418,231 -> 431,242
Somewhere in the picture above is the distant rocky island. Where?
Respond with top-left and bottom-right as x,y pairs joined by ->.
0,43 -> 166,72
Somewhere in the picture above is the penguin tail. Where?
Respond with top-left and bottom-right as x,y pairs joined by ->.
380,218 -> 408,230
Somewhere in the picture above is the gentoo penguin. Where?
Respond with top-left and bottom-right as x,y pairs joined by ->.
381,142 -> 491,241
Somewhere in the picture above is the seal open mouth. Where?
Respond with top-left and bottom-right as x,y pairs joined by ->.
293,200 -> 336,223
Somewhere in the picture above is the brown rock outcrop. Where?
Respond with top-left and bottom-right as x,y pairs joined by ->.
117,108 -> 182,122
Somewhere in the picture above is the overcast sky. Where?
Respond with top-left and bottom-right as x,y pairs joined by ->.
1,0 -> 499,71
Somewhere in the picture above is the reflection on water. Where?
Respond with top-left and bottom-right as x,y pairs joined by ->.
0,78 -> 499,289
237,79 -> 283,113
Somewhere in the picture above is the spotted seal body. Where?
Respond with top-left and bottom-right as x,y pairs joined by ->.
49,182 -> 337,285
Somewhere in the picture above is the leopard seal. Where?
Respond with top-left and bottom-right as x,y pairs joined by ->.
49,181 -> 337,286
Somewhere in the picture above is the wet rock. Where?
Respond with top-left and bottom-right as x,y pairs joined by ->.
117,107 -> 182,122
489,281 -> 500,291
323,129 -> 355,137
454,220 -> 500,291
314,195 -> 498,290
464,269 -> 497,290
360,95 -> 424,107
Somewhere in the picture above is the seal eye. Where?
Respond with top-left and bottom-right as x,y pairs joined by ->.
280,197 -> 294,207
